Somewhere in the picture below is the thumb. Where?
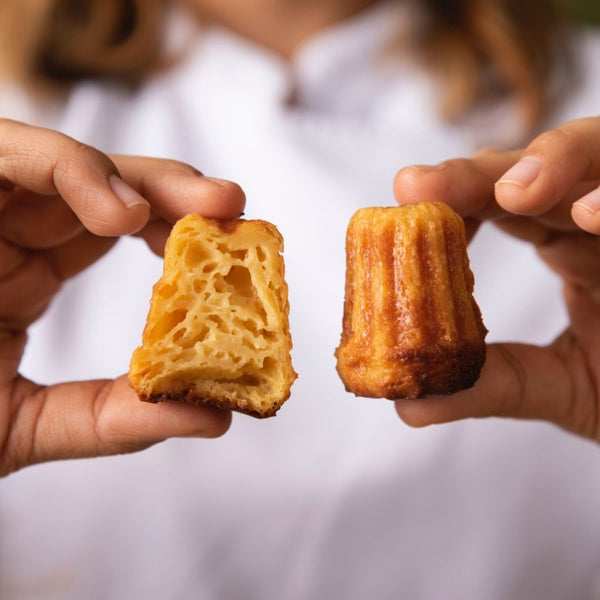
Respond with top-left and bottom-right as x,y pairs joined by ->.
0,119 -> 150,236
2,375 -> 231,475
394,343 -> 577,434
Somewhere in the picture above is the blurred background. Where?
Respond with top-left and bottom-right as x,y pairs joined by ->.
567,0 -> 600,23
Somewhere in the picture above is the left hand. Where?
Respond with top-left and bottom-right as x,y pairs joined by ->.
392,116 -> 600,442
0,120 -> 246,475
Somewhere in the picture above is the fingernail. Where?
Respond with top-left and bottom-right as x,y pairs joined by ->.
109,174 -> 149,209
409,164 -> 444,173
203,176 -> 230,187
496,156 -> 542,189
574,186 -> 600,214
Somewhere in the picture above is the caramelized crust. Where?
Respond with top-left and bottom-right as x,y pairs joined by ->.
335,202 -> 487,399
128,214 -> 297,418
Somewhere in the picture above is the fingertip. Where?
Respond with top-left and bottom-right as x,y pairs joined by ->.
201,177 -> 247,219
140,172 -> 247,223
496,155 -> 541,188
572,197 -> 600,234
395,159 -> 496,217
141,398 -> 233,439
124,202 -> 153,234
59,174 -> 151,237
79,198 -> 151,237
494,156 -> 549,215
494,181 -> 559,217
195,406 -> 233,438
394,384 -> 488,428
494,180 -> 532,214
394,399 -> 438,428
393,165 -> 442,206
105,175 -> 151,235
393,165 -> 426,191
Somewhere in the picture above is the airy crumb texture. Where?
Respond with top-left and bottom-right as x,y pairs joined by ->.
335,202 -> 487,400
128,214 -> 297,418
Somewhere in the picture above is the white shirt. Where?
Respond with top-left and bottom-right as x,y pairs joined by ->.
2,3 -> 600,599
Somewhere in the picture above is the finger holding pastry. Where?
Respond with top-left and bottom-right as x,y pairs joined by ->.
389,117 -> 600,442
0,119 -> 250,475
394,117 -> 600,237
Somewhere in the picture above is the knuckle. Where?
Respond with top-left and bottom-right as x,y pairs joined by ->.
437,157 -> 471,172
67,141 -> 113,171
217,179 -> 243,196
155,158 -> 203,177
472,146 -> 503,160
0,142 -> 52,184
531,126 -> 583,158
495,344 -> 528,416
54,140 -> 116,190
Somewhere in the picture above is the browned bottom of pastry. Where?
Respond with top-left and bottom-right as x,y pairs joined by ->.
335,202 -> 487,400
338,344 -> 486,400
128,214 -> 296,419
140,389 -> 286,419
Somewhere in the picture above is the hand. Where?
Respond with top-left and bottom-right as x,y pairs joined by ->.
392,116 -> 600,442
0,119 -> 246,475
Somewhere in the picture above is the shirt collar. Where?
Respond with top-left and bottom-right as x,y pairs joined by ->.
176,1 -> 418,114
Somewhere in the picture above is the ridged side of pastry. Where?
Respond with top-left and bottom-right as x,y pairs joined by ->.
128,214 -> 297,418
335,202 -> 487,399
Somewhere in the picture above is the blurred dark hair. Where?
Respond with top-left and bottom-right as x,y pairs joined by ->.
0,0 -> 164,85
0,0 -> 565,127
418,0 -> 565,127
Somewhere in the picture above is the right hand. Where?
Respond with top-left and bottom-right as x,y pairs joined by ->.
0,118 -> 246,476
392,116 -> 600,443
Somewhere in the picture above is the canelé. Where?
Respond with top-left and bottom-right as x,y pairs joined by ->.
129,214 -> 296,418
335,202 -> 486,399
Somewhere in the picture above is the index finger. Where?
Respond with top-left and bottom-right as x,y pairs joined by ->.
1,375 -> 232,475
110,155 -> 247,256
110,155 -> 246,223
394,342 -> 581,436
393,149 -> 521,221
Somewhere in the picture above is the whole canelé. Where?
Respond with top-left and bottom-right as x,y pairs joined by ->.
335,202 -> 487,400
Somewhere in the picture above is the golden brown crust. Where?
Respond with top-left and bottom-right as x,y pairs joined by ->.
139,389 -> 289,419
128,214 -> 296,418
335,202 -> 487,400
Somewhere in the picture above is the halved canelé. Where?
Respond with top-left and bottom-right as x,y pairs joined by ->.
129,214 -> 296,418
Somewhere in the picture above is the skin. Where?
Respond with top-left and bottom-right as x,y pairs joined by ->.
1,0 -> 380,476
393,117 -> 600,443
2,3 -> 599,475
0,119 -> 245,475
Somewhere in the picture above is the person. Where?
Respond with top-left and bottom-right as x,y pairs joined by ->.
1,0 -> 600,598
